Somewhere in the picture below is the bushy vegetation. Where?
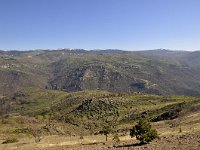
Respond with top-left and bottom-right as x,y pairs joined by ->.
130,119 -> 158,144
7,88 -> 200,132
113,133 -> 120,143
2,137 -> 18,144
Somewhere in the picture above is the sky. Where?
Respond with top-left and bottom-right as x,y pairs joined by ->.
0,0 -> 200,51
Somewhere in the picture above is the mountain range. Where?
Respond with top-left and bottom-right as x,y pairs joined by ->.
1,49 -> 200,96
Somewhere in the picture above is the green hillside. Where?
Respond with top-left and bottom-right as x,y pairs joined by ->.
4,88 -> 198,134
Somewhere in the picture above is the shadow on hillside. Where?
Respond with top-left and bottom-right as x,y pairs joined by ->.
114,143 -> 143,148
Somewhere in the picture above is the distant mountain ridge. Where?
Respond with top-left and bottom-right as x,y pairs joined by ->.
1,49 -> 200,96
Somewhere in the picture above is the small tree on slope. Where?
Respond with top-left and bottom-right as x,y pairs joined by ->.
130,119 -> 158,144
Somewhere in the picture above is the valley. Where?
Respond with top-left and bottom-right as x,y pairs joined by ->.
1,49 -> 200,149
1,49 -> 200,96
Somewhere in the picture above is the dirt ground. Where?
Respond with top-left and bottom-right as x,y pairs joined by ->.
71,133 -> 200,150
0,132 -> 200,150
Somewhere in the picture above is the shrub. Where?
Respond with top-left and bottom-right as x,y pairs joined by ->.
113,133 -> 120,143
13,128 -> 30,134
2,137 -> 18,144
36,115 -> 44,121
29,128 -> 42,143
130,119 -> 158,144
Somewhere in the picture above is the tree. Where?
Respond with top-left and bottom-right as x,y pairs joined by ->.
99,110 -> 119,142
101,125 -> 111,141
130,119 -> 158,144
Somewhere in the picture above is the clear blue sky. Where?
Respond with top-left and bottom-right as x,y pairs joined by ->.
0,0 -> 200,50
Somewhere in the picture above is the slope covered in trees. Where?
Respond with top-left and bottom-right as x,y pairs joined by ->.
1,49 -> 200,96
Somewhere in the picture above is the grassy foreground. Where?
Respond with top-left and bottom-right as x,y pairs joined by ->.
0,88 -> 200,149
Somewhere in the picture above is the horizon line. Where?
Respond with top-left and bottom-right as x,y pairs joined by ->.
0,48 -> 199,52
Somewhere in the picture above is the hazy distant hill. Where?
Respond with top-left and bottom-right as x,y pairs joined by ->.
1,49 -> 200,96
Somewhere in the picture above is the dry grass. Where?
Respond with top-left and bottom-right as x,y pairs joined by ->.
1,109 -> 200,150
